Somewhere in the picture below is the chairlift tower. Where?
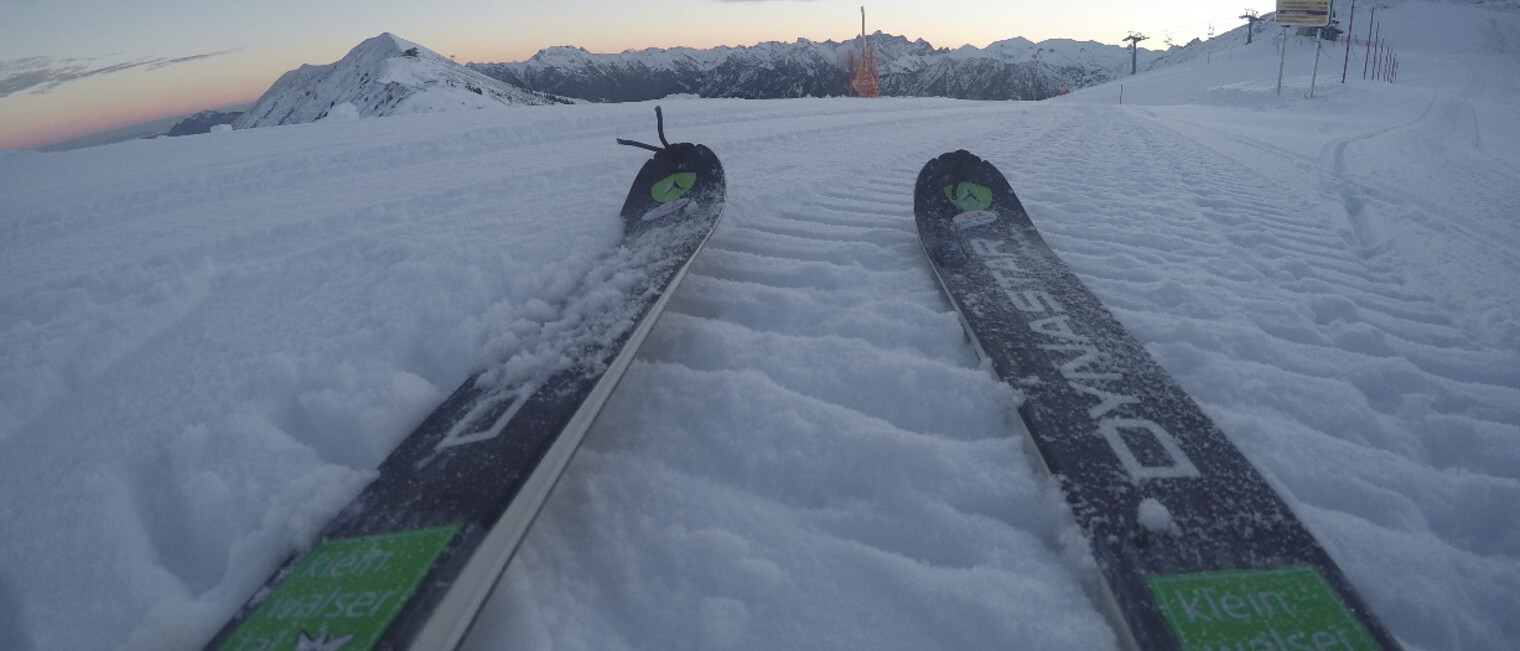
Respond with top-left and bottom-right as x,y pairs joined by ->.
1123,33 -> 1148,75
1241,11 -> 1263,44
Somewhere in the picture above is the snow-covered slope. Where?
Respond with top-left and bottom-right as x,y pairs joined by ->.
234,33 -> 566,129
2,2 -> 1518,650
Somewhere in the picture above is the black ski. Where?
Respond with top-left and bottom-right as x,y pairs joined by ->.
203,108 -> 724,651
914,150 -> 1401,651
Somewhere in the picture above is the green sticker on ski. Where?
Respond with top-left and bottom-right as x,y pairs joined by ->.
651,172 -> 697,203
218,524 -> 460,651
1147,566 -> 1379,651
944,181 -> 993,212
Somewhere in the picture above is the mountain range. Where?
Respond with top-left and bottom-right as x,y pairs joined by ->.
188,27 -> 1246,136
468,32 -> 1175,103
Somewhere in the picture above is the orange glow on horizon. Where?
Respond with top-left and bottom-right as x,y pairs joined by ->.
3,89 -> 262,151
1,53 -> 284,150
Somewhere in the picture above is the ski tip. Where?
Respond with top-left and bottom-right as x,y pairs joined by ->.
615,106 -> 726,225
619,140 -> 725,226
917,150 -> 1006,190
927,148 -> 984,168
914,150 -> 1024,228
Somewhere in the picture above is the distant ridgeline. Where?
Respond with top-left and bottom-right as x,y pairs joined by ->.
176,31 -> 1191,138
166,110 -> 243,137
469,32 -> 1176,103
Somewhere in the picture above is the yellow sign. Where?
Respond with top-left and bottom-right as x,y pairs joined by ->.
1276,0 -> 1331,26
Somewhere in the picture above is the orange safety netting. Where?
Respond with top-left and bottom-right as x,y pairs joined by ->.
851,45 -> 879,98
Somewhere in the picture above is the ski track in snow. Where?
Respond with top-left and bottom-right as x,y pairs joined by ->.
4,7 -> 1520,648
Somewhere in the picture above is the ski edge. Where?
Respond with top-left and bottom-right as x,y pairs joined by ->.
408,207 -> 724,651
918,236 -> 1146,651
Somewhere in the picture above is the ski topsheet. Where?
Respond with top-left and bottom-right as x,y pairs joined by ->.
914,150 -> 1401,651
203,109 -> 724,651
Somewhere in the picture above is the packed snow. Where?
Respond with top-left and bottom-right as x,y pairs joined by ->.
2,2 -> 1518,650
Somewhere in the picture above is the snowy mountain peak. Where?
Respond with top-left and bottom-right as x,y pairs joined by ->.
530,45 -> 596,64
233,32 -> 567,130
349,32 -> 447,65
358,32 -> 418,54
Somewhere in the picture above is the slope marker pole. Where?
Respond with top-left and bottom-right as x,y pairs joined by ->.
1276,26 -> 1289,96
1341,0 -> 1358,83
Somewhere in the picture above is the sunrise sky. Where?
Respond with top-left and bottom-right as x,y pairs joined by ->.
1,0 -> 1248,150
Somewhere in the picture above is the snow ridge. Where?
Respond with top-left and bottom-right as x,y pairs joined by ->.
234,33 -> 567,130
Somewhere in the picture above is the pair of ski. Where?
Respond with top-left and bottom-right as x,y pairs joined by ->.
203,116 -> 1400,649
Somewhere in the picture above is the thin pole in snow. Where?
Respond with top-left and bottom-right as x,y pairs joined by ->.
1363,8 -> 1376,80
1373,24 -> 1383,80
1342,0 -> 1357,83
1309,34 -> 1323,98
1277,26 -> 1289,96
